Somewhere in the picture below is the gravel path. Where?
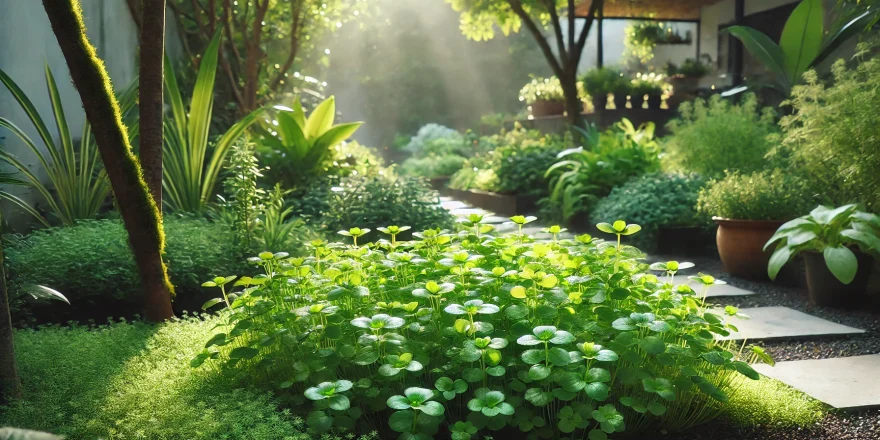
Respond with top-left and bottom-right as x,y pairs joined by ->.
650,253 -> 880,440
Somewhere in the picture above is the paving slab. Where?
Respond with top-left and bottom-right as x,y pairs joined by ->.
482,216 -> 509,224
715,306 -> 865,341
672,277 -> 755,298
440,200 -> 470,210
753,354 -> 880,410
449,207 -> 491,217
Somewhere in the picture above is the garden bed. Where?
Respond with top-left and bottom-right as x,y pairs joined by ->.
440,187 -> 540,216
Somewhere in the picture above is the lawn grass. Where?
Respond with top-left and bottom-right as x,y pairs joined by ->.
726,373 -> 826,428
0,315 -> 322,440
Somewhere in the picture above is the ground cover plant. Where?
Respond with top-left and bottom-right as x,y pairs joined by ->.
192,216 -> 770,440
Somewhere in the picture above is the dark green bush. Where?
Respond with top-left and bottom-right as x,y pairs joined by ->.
293,173 -> 455,239
0,316 -> 377,439
591,173 -> 709,251
5,218 -> 248,322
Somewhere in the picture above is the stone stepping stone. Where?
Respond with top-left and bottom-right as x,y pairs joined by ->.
672,277 -> 754,298
753,354 -> 880,410
482,216 -> 508,224
715,306 -> 865,341
440,200 -> 470,210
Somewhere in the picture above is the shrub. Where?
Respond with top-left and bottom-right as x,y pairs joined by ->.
399,154 -> 467,179
696,169 -> 819,221
292,174 -> 455,240
5,218 -> 249,322
663,94 -> 778,177
591,173 -> 709,251
192,221 -> 770,440
403,124 -> 462,155
0,316 -> 377,439
580,67 -> 627,97
778,57 -> 880,212
448,125 -> 566,197
545,119 -> 661,222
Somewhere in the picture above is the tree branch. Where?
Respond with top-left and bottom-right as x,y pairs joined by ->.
543,0 -> 568,64
567,0 -> 575,51
573,0 -> 600,68
507,0 -> 563,77
268,2 -> 303,93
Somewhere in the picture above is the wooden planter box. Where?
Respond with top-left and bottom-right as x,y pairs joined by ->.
440,188 -> 539,217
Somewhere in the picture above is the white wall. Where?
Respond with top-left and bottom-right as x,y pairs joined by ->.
0,0 -> 179,228
560,19 -> 698,74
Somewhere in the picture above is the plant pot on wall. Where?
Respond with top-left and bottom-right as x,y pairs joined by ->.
804,250 -> 873,307
714,218 -> 785,280
530,100 -> 566,117
647,93 -> 663,110
591,94 -> 607,112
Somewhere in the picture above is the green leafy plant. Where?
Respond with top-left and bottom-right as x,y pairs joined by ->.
258,184 -> 307,252
218,137 -> 266,251
777,55 -> 880,212
545,119 -> 660,222
519,76 -> 565,104
591,173 -> 709,251
192,217 -> 770,439
630,79 -> 663,98
727,0 -> 876,93
257,96 -> 363,188
163,32 -> 265,212
696,169 -> 819,221
0,66 -> 136,226
399,154 -> 467,179
402,124 -> 463,155
580,68 -> 627,99
5,218 -> 249,323
676,58 -> 711,78
765,204 -> 880,283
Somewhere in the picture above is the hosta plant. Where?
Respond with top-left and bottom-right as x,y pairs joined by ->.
194,217 -> 769,439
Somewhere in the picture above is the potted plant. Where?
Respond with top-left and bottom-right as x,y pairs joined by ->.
630,79 -> 661,109
519,76 -> 565,117
696,169 -> 818,280
581,67 -> 624,112
765,204 -> 879,307
611,78 -> 632,110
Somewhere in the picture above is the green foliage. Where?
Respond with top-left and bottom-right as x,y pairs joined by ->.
545,119 -> 661,222
163,32 -> 265,212
765,204 -> 880,283
696,169 -> 819,221
257,96 -> 363,188
580,68 -> 628,97
449,125 -> 566,197
0,66 -> 137,226
667,58 -> 711,78
292,174 -> 455,240
400,154 -> 467,179
519,76 -> 565,103
778,57 -> 880,212
0,316 -> 378,439
663,94 -> 778,177
402,124 -> 464,155
630,79 -> 663,97
193,219 -> 768,439
726,0 -> 876,93
5,218 -> 248,322
591,174 -> 709,251
219,137 -> 266,252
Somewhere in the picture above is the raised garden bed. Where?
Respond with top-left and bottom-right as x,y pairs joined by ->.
439,187 -> 539,217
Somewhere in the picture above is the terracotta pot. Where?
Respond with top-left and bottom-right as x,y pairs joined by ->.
612,94 -> 628,110
647,93 -> 663,109
804,249 -> 873,307
530,99 -> 565,117
714,218 -> 785,280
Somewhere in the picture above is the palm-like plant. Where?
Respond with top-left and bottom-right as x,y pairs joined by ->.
257,96 -> 363,187
0,66 -> 136,226
727,0 -> 876,94
163,31 -> 265,212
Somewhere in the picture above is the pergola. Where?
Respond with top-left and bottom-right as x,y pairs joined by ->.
574,0 -> 745,84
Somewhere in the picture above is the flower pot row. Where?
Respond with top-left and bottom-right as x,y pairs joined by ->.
530,94 -> 664,118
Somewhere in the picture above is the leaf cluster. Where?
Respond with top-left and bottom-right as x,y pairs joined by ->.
696,169 -> 819,221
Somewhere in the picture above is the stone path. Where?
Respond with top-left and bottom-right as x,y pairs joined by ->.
753,354 -> 880,410
439,196 -> 880,411
672,277 -> 755,298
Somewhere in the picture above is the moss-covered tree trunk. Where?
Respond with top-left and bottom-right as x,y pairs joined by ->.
41,0 -> 175,322
0,212 -> 22,405
139,0 -> 166,206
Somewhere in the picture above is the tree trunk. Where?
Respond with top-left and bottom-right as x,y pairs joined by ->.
0,212 -> 22,405
560,72 -> 583,128
139,0 -> 165,207
41,0 -> 175,322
